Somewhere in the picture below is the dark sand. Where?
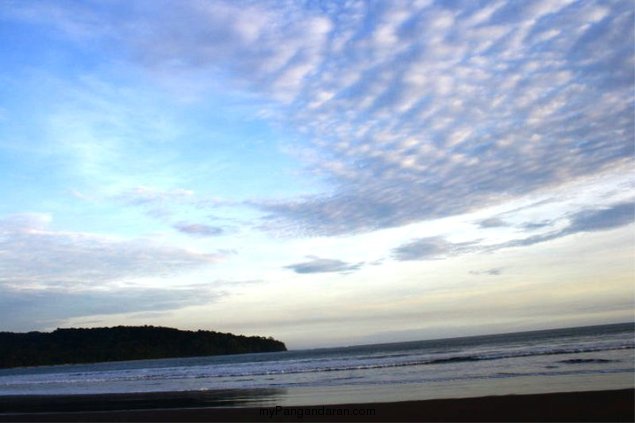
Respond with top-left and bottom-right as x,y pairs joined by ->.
0,388 -> 632,422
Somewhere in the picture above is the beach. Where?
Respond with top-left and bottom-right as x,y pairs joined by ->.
0,388 -> 633,422
1,324 -> 632,421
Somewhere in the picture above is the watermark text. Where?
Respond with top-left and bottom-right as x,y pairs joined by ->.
259,405 -> 376,419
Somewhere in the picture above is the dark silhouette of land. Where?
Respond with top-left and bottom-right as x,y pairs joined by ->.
0,326 -> 286,368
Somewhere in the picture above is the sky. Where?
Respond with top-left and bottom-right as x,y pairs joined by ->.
0,0 -> 633,349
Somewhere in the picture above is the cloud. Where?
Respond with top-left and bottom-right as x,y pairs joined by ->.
285,257 -> 363,274
173,222 -> 224,237
393,202 -> 634,260
252,1 -> 633,235
7,1 -> 634,237
392,237 -> 450,261
480,215 -> 552,231
116,187 -> 232,218
115,187 -> 238,232
117,186 -> 196,207
566,202 -> 633,233
15,0 -> 331,103
522,220 -> 553,230
497,202 -> 634,249
0,213 -> 225,290
0,212 -> 52,231
479,217 -> 508,228
0,285 -> 225,331
470,268 -> 503,276
392,237 -> 478,261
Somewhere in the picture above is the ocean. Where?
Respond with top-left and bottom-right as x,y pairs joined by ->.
0,323 -> 632,407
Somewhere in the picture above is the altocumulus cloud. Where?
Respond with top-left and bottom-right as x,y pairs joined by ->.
248,0 -> 634,235
8,0 -> 634,236
285,257 -> 364,274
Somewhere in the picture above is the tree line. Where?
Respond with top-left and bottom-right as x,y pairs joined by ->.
0,325 -> 287,368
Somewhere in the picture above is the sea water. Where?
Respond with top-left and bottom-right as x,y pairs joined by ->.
0,323 -> 632,406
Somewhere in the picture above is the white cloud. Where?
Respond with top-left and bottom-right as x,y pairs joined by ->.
0,213 -> 225,291
0,284 -> 226,331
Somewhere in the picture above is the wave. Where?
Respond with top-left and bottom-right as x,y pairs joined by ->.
1,341 -> 632,386
426,356 -> 484,364
95,350 -> 635,382
177,342 -> 633,378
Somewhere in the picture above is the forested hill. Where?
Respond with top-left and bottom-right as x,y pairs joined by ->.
0,326 -> 287,368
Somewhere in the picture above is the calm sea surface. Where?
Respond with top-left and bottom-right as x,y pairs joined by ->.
0,323 -> 632,406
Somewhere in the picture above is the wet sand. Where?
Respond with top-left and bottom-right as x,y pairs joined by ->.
0,388 -> 632,422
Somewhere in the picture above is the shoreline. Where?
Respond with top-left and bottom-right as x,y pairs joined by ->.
0,388 -> 632,422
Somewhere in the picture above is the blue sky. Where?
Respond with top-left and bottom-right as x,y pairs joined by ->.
0,0 -> 633,348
